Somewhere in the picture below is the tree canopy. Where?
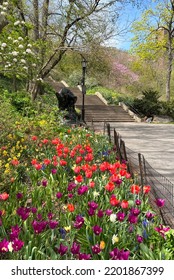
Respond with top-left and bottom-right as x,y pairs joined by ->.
131,0 -> 174,101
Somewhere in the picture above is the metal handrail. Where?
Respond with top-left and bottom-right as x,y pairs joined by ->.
124,101 -> 143,118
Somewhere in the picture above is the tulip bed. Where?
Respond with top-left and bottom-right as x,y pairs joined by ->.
0,119 -> 174,260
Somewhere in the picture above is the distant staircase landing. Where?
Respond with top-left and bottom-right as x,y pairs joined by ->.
46,78 -> 135,123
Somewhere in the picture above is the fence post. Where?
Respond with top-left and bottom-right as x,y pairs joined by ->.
138,153 -> 144,188
91,119 -> 94,131
114,129 -> 121,160
121,140 -> 132,175
106,123 -> 111,143
142,155 -> 147,184
103,121 -> 106,135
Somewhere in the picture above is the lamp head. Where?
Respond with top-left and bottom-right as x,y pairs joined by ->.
81,57 -> 87,69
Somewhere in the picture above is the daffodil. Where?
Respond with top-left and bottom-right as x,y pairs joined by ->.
8,242 -> 13,252
4,168 -> 10,174
100,241 -> 105,250
64,226 -> 71,232
3,150 -> 7,156
5,163 -> 10,168
112,234 -> 119,245
93,191 -> 100,198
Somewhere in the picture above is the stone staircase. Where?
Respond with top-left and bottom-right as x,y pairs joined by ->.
46,78 -> 135,123
71,87 -> 134,123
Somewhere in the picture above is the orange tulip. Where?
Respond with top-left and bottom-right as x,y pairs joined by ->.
67,204 -> 75,212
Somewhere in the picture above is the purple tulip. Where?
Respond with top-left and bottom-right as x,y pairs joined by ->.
92,244 -> 101,254
71,242 -> 80,255
74,215 -> 84,229
115,179 -> 122,185
109,248 -> 130,260
57,243 -> 68,256
97,209 -> 104,218
78,253 -> 91,260
136,235 -> 143,243
116,212 -> 125,222
77,185 -> 88,195
42,179 -> 48,187
154,224 -> 170,238
130,208 -> 140,216
67,182 -> 76,192
48,212 -> 53,220
92,225 -> 102,235
17,207 -> 30,221
31,207 -> 37,214
135,199 -> 142,205
155,198 -> 165,208
10,225 -> 21,241
145,211 -> 155,220
88,208 -> 95,216
32,220 -> 48,234
56,192 -> 63,199
16,193 -> 23,199
128,214 -> 138,224
0,239 -> 9,252
37,213 -> 42,220
12,239 -> 24,251
49,220 -> 59,229
105,209 -> 113,216
88,201 -> 98,210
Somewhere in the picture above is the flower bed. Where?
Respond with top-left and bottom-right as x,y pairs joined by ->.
0,125 -> 174,260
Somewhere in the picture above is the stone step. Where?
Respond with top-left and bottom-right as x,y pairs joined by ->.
45,80 -> 135,123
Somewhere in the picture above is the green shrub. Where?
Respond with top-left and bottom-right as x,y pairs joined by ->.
159,100 -> 174,119
132,89 -> 161,117
87,86 -> 121,104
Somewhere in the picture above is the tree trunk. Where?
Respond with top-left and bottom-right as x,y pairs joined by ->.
41,0 -> 49,65
31,82 -> 44,102
33,0 -> 40,40
13,75 -> 17,92
0,0 -> 8,33
166,41 -> 173,102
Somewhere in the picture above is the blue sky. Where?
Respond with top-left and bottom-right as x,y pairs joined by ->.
108,0 -> 159,51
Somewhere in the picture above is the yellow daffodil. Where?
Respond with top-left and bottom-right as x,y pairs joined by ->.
64,226 -> 71,232
5,163 -> 10,168
100,241 -> 105,250
112,234 -> 119,245
93,191 -> 100,198
4,168 -> 10,174
8,242 -> 13,252
7,134 -> 13,139
3,150 -> 7,156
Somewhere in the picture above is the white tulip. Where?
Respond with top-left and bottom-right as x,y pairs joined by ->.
110,213 -> 116,222
1,43 -> 7,48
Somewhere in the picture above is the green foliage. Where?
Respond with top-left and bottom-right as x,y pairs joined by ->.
132,89 -> 161,117
67,70 -> 82,87
164,229 -> 174,257
10,91 -> 31,112
87,86 -> 121,104
159,100 -> 174,119
0,74 -> 13,92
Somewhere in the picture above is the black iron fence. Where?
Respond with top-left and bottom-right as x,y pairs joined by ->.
104,122 -> 174,228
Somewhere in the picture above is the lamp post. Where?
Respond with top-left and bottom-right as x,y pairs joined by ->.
81,57 -> 87,122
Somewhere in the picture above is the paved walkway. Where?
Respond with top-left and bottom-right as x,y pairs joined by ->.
92,122 -> 174,184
